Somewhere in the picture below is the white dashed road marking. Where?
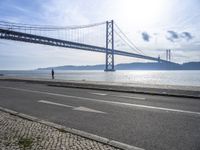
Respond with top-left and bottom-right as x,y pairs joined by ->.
38,100 -> 106,114
90,92 -> 107,96
116,95 -> 146,100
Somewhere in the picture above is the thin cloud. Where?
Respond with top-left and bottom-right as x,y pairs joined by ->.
141,32 -> 151,42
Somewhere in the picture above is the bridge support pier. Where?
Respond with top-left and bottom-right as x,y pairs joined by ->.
105,20 -> 115,71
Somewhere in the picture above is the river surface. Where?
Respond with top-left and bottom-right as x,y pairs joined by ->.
0,70 -> 200,87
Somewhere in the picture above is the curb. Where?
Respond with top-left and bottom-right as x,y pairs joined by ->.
0,106 -> 144,150
1,78 -> 200,99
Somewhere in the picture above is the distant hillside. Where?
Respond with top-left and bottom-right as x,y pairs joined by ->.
38,64 -> 105,70
37,62 -> 200,70
181,62 -> 200,70
115,62 -> 181,70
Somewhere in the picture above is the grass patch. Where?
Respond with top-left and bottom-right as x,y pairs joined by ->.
18,138 -> 33,150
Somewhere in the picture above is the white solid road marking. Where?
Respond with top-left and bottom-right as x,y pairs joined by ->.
1,86 -> 200,116
90,92 -> 107,96
116,95 -> 146,100
38,100 -> 106,114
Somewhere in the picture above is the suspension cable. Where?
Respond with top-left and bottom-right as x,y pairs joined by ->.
0,21 -> 106,31
115,31 -> 144,55
114,23 -> 145,55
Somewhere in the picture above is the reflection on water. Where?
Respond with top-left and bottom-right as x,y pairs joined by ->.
0,70 -> 200,87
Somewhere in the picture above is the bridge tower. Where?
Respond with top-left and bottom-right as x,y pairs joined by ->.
105,20 -> 115,71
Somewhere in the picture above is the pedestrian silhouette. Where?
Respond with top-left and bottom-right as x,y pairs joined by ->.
51,69 -> 54,79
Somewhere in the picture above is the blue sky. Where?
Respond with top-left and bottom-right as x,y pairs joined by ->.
0,0 -> 200,69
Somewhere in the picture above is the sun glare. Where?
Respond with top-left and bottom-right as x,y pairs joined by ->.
117,0 -> 166,27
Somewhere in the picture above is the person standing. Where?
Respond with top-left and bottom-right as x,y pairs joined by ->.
51,69 -> 54,79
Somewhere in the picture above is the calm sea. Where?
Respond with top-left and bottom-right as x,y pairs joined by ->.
0,70 -> 200,87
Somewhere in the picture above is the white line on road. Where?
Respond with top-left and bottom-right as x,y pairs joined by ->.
90,92 -> 107,96
116,95 -> 146,100
1,86 -> 200,116
90,92 -> 146,100
38,100 -> 106,114
39,100 -> 73,108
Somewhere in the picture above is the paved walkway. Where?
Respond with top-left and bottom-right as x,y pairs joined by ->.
0,111 -> 120,150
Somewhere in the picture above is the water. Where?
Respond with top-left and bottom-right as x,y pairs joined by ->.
0,70 -> 200,87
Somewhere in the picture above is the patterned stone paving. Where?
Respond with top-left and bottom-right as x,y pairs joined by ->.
0,111 -> 120,150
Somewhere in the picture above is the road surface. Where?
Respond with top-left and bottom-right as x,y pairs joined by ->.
0,80 -> 199,150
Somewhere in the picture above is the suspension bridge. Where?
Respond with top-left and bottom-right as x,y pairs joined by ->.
0,20 -> 173,71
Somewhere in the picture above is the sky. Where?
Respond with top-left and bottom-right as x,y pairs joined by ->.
0,0 -> 200,70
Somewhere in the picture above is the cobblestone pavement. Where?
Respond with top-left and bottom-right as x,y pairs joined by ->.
0,111 -> 120,150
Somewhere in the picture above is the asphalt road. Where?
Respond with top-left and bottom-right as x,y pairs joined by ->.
0,80 -> 199,150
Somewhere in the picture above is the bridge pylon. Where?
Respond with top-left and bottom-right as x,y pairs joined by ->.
105,20 -> 115,71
